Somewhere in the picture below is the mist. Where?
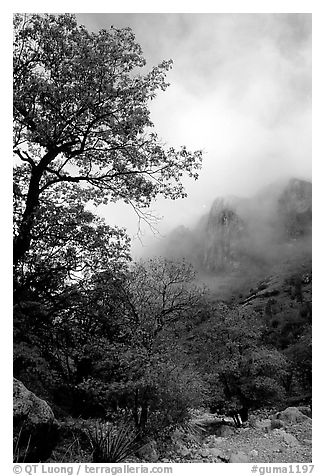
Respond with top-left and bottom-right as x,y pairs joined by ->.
76,13 -> 311,257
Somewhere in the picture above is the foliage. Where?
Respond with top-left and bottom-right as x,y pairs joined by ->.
71,259 -> 207,431
262,272 -> 312,396
13,14 -> 205,441
13,13 -> 202,263
87,420 -> 141,463
14,183 -> 131,300
14,427 -> 31,463
187,303 -> 290,412
14,253 -> 208,433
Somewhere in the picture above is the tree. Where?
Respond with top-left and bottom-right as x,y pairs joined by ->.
121,258 -> 206,351
84,258 -> 207,430
14,179 -> 131,300
13,183 -> 131,403
13,14 -> 202,264
187,303 -> 289,413
14,254 -> 207,429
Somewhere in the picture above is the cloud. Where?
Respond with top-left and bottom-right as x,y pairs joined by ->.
76,13 -> 311,255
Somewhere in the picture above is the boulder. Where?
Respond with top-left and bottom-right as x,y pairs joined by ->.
229,451 -> 249,463
206,435 -> 226,447
274,407 -> 311,424
303,439 -> 312,446
249,449 -> 259,458
171,428 -> 182,439
13,378 -> 58,462
255,419 -> 272,432
271,419 -> 285,430
218,424 -> 236,437
209,447 -> 225,459
272,429 -> 300,447
248,415 -> 258,428
200,448 -> 210,458
14,379 -> 55,424
175,443 -> 191,458
137,440 -> 159,462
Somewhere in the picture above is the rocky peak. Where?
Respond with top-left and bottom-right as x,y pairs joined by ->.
278,178 -> 312,238
157,177 -> 311,276
203,198 -> 245,272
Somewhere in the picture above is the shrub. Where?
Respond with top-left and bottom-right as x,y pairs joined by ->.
87,421 -> 141,463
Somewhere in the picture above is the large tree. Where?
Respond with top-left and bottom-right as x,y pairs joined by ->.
13,14 -> 202,264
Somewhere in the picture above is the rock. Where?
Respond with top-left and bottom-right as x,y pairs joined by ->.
137,440 -> 159,462
200,448 -> 210,458
171,429 -> 183,442
303,439 -> 312,446
203,198 -> 244,272
206,436 -> 226,447
229,451 -> 249,463
297,406 -> 312,418
174,441 -> 191,458
274,407 -> 311,424
13,378 -> 58,462
179,447 -> 191,458
13,378 -> 55,424
271,418 -> 285,430
282,433 -> 300,447
248,415 -> 258,428
255,419 -> 271,432
209,447 -> 225,459
272,429 -> 300,447
249,449 -> 259,457
219,424 -> 236,437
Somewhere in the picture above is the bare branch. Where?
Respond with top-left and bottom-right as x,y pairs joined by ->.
14,148 -> 36,168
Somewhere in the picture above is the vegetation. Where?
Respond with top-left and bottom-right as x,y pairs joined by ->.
13,13 -> 202,264
13,14 -> 311,463
87,421 -> 141,463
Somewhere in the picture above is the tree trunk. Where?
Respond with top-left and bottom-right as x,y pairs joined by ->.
13,149 -> 58,265
132,389 -> 140,428
139,402 -> 148,432
13,170 -> 41,265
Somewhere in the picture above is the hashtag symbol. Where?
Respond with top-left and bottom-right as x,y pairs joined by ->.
251,465 -> 258,473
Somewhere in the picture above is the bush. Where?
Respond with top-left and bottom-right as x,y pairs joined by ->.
87,420 -> 141,463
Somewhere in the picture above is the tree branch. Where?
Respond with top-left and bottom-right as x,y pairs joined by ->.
14,148 -> 36,168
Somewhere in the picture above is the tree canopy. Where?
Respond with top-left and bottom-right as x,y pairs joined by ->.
13,13 -> 202,264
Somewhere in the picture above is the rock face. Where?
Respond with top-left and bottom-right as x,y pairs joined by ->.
13,378 -> 58,462
203,198 -> 245,272
159,178 -> 312,275
278,178 -> 312,238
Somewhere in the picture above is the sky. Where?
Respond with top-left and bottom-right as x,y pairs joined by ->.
76,13 -> 312,256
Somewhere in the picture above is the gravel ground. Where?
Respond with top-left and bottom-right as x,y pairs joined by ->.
158,412 -> 312,464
